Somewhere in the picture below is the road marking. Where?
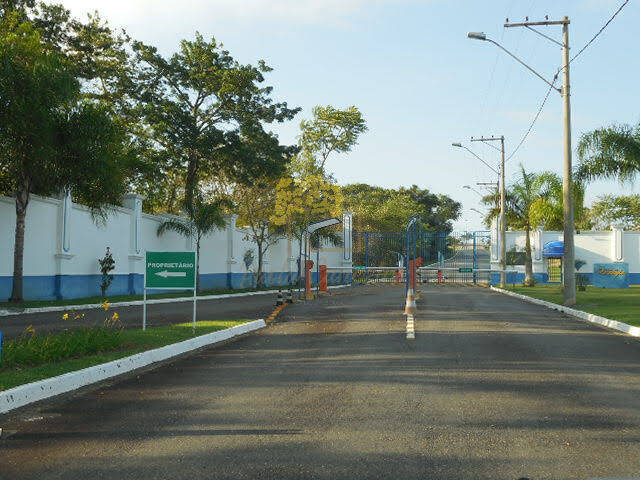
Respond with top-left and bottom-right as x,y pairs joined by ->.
406,314 -> 415,339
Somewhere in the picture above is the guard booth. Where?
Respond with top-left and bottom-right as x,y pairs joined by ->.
543,241 -> 564,282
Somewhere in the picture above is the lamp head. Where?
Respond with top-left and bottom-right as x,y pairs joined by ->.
467,32 -> 487,41
463,185 -> 471,189
452,142 -> 463,147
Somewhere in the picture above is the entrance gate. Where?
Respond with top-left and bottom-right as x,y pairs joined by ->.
352,230 -> 491,285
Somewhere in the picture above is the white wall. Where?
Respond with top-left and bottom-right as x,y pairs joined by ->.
0,193 -> 352,300
489,220 -> 640,281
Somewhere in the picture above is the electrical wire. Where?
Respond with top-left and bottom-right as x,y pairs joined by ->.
569,0 -> 630,65
505,0 -> 630,162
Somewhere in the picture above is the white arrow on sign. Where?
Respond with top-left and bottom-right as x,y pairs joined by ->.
155,270 -> 187,278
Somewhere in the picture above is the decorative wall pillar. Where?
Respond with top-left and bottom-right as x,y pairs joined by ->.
532,228 -> 544,273
123,193 -> 145,294
342,211 -> 353,284
612,224 -> 624,261
490,217 -> 499,262
54,189 -> 75,299
225,214 -> 237,288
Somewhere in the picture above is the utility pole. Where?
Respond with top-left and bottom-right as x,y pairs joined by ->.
471,136 -> 506,288
503,17 -> 575,305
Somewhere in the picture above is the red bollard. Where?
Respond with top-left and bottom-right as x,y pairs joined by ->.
319,265 -> 328,292
396,269 -> 402,283
305,259 -> 314,299
437,269 -> 443,283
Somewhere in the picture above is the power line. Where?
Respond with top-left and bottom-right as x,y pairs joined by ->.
506,75 -> 557,162
569,0 -> 630,65
505,0 -> 630,162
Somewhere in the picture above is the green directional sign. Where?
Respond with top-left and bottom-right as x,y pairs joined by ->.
145,251 -> 196,289
458,267 -> 473,273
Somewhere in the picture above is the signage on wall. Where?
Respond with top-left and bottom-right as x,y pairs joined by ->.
592,262 -> 629,289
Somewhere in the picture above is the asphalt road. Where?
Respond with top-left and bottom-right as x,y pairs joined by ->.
2,285 -> 640,479
0,292 -> 281,339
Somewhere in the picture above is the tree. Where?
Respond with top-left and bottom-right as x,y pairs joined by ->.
233,179 -> 281,288
577,123 -> 640,183
270,174 -> 344,244
156,194 -> 230,293
297,105 -> 368,174
589,194 -> 640,230
481,166 -> 586,287
130,33 -> 299,208
0,14 -> 133,302
341,184 -> 462,232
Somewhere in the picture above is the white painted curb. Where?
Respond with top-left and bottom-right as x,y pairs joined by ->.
0,284 -> 351,317
0,319 -> 266,415
490,286 -> 640,337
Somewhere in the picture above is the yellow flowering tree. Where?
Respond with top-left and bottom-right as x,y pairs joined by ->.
270,174 -> 344,241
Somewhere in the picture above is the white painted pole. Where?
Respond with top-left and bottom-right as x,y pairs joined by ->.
192,287 -> 196,331
193,250 -> 198,331
143,288 -> 147,331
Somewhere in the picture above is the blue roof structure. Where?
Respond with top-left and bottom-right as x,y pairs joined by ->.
543,241 -> 564,258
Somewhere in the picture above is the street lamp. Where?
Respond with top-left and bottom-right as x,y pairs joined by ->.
467,17 -> 576,305
452,142 -> 506,287
470,208 -> 486,216
463,185 -> 483,198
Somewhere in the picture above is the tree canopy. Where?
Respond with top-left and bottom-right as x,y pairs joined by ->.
342,184 -> 461,232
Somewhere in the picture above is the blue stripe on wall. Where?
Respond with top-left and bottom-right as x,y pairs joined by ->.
0,271 -> 353,301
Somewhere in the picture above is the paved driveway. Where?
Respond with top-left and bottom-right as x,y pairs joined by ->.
1,285 -> 639,479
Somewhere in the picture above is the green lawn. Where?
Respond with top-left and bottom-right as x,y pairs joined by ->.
0,285 -> 294,309
0,320 -> 245,392
503,285 -> 640,326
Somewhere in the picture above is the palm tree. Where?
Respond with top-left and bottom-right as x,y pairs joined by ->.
157,194 -> 230,292
577,123 -> 640,182
482,166 -> 585,287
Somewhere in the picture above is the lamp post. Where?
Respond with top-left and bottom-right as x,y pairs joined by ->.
463,185 -> 483,197
467,17 -> 575,305
452,142 -> 506,287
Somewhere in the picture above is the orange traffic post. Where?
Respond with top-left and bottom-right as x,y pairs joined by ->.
395,269 -> 402,283
409,259 -> 416,290
305,259 -> 314,299
319,265 -> 328,292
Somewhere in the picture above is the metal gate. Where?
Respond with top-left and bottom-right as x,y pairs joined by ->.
419,231 -> 491,284
352,230 -> 491,285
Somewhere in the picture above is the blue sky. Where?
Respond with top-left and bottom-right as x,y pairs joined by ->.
53,0 -> 639,231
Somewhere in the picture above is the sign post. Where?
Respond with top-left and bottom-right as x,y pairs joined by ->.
144,251 -> 197,331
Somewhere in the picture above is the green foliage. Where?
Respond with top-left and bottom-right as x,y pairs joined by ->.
298,105 -> 368,172
577,123 -> 640,183
342,184 -> 461,232
98,247 -> 116,298
589,194 -> 640,230
0,11 -> 133,301
130,32 -> 299,207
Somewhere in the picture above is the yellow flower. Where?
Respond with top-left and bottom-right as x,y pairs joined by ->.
62,313 -> 69,320
25,324 -> 36,335
102,300 -> 109,311
111,312 -> 119,320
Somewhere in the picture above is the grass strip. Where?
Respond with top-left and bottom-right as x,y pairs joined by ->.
503,285 -> 640,326
0,285 -> 297,309
0,320 -> 245,392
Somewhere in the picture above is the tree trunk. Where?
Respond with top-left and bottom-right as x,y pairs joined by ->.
256,242 -> 264,289
196,235 -> 201,293
10,181 -> 30,303
185,155 -> 199,208
523,223 -> 535,286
